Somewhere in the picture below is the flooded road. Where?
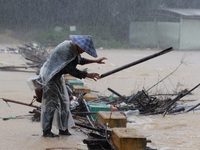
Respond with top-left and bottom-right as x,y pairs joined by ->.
0,48 -> 200,149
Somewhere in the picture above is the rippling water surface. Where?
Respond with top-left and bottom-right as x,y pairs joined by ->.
1,49 -> 200,149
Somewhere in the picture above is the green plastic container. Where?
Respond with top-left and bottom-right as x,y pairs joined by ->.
68,80 -> 84,86
88,103 -> 111,121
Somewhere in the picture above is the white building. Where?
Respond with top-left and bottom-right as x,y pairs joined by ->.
129,8 -> 200,50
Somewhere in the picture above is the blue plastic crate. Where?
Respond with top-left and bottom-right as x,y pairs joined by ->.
68,80 -> 84,86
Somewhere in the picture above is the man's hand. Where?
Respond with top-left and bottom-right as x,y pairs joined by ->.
86,73 -> 100,81
95,57 -> 107,64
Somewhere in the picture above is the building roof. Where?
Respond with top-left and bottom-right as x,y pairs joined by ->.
133,8 -> 200,21
156,8 -> 200,19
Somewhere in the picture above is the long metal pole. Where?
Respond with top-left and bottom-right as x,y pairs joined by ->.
100,47 -> 173,78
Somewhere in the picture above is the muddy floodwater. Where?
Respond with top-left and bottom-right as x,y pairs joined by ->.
0,43 -> 200,149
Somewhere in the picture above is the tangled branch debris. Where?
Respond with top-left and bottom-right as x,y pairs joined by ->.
0,43 -> 49,73
18,43 -> 49,68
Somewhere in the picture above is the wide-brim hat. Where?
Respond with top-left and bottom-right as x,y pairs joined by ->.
69,35 -> 98,58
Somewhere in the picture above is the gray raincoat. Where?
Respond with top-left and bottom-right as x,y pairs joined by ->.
39,40 -> 79,131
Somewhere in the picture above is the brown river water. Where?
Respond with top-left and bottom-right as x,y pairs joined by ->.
0,40 -> 200,149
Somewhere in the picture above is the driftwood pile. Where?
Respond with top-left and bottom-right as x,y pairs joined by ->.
106,84 -> 200,116
17,43 -> 49,69
0,43 -> 49,74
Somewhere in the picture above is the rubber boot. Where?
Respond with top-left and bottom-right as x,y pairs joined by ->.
59,129 -> 71,136
43,117 -> 59,138
43,129 -> 59,138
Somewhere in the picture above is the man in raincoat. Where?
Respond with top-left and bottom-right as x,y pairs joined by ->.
39,35 -> 107,137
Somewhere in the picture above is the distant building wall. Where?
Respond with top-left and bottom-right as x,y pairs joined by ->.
129,22 -> 157,48
157,22 -> 179,49
129,20 -> 200,50
181,19 -> 200,50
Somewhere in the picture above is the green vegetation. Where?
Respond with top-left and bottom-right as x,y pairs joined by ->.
35,25 -> 129,49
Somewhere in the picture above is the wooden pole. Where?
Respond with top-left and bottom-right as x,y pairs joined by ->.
1,98 -> 40,109
0,65 -> 38,69
100,47 -> 173,78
